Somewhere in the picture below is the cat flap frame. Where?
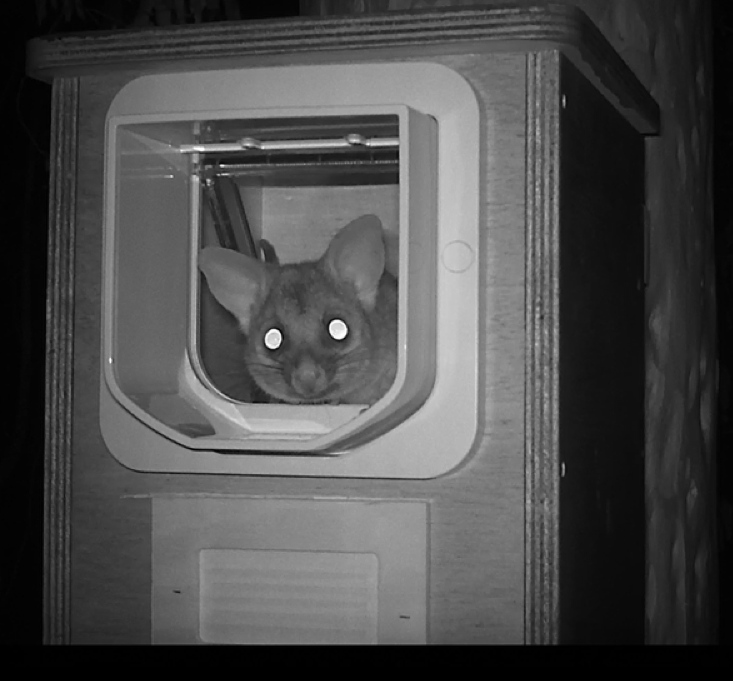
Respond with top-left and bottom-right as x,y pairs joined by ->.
100,62 -> 481,478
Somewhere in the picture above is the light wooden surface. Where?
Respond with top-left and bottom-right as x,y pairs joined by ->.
524,49 -> 561,645
26,4 -> 658,134
68,51 -> 527,644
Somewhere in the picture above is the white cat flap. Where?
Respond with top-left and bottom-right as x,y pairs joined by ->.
100,62 -> 481,479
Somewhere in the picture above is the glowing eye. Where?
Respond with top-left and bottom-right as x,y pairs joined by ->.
264,327 -> 283,351
328,318 -> 349,341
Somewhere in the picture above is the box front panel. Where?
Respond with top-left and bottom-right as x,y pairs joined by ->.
71,51 -> 527,643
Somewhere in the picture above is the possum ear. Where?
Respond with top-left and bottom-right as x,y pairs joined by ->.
322,214 -> 386,311
199,247 -> 270,333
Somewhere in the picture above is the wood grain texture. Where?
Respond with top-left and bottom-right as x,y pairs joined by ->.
26,4 -> 658,134
525,50 -> 561,645
43,77 -> 78,646
66,52 -> 527,644
525,50 -> 646,644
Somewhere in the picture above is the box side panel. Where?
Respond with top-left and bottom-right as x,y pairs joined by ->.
558,55 -> 646,644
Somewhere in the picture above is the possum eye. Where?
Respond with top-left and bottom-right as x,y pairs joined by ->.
263,327 -> 283,351
327,318 -> 349,342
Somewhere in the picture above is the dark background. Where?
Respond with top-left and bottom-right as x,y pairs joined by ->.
714,0 -> 733,649
1,0 -> 730,645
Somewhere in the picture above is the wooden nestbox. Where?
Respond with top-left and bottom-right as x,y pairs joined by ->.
30,4 -> 658,644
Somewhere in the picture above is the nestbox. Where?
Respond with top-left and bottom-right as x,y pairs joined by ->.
31,4 -> 658,644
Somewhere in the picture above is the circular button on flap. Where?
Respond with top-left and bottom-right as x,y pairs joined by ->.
441,240 -> 475,273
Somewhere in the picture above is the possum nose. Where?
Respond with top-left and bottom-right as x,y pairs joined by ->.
291,357 -> 328,396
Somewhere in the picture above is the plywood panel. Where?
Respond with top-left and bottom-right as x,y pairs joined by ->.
70,52 -> 526,643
